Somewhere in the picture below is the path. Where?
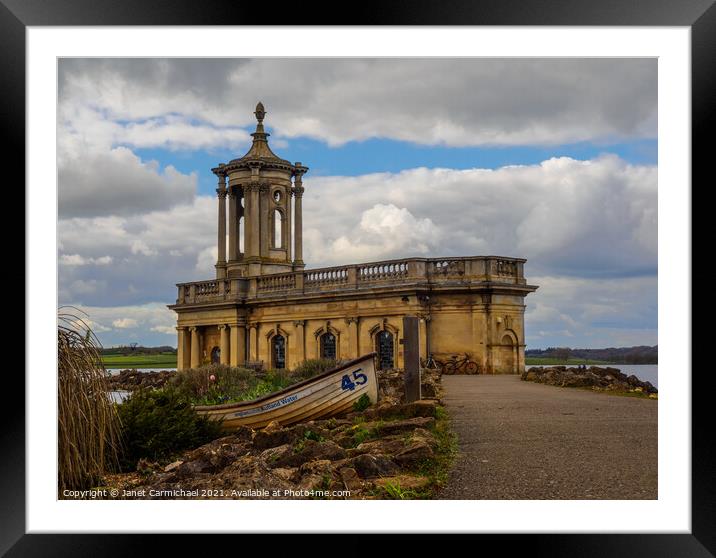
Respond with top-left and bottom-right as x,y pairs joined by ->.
438,375 -> 657,499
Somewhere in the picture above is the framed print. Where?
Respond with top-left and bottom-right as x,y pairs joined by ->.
8,0 -> 712,554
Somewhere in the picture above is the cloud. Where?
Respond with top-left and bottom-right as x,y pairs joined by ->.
67,303 -> 178,346
524,275 -> 657,348
308,204 -> 442,264
302,156 -> 657,277
59,254 -> 113,266
58,145 -> 196,218
112,318 -> 138,329
59,58 -> 656,148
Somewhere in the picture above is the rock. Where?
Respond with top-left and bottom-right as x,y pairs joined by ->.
260,444 -> 292,468
392,440 -> 434,467
350,435 -> 407,457
164,460 -> 183,473
136,458 -> 162,475
263,420 -> 282,433
339,467 -> 363,491
273,440 -> 347,468
364,400 -> 438,420
376,417 -> 435,436
272,467 -> 298,482
351,454 -> 399,479
253,423 -> 307,450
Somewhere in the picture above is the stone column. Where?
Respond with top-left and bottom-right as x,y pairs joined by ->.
292,168 -> 305,267
176,327 -> 187,370
216,172 -> 227,277
189,326 -> 200,369
228,187 -> 237,262
259,182 -> 269,258
230,324 -> 246,366
249,323 -> 259,362
237,190 -> 244,257
248,168 -> 261,260
219,324 -> 229,365
293,320 -> 306,364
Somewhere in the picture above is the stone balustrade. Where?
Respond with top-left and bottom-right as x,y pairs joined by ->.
175,256 -> 527,306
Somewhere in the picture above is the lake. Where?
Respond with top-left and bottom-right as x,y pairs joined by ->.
528,363 -> 658,388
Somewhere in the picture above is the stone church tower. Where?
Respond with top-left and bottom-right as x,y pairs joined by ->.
213,102 -> 308,279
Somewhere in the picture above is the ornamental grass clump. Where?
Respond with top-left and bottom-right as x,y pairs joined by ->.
58,309 -> 121,493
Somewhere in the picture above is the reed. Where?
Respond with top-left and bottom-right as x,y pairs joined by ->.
58,308 -> 122,493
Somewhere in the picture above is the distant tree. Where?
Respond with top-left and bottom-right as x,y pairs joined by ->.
553,347 -> 572,362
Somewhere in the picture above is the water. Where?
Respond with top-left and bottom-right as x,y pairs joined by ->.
109,390 -> 131,403
529,363 -> 658,388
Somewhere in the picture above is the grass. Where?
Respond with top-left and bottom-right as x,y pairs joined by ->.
414,405 -> 458,498
58,308 -> 122,493
102,353 -> 177,369
525,357 -> 609,365
382,481 -> 419,500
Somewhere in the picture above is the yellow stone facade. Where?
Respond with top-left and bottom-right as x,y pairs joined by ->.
170,104 -> 538,374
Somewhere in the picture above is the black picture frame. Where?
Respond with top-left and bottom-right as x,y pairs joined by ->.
7,0 -> 710,554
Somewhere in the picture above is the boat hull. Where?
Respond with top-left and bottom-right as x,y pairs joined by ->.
193,354 -> 379,430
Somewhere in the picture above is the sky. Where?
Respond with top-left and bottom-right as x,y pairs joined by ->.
57,58 -> 658,350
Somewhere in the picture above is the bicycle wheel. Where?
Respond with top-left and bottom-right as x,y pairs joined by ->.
444,362 -> 457,374
464,361 -> 479,374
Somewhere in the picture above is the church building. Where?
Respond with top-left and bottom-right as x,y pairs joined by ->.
169,103 -> 538,373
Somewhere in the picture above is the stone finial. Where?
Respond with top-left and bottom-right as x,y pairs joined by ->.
254,101 -> 266,123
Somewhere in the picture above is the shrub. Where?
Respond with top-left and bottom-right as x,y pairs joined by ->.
116,387 -> 223,470
58,309 -> 121,493
171,364 -> 255,405
292,358 -> 338,380
352,393 -> 372,412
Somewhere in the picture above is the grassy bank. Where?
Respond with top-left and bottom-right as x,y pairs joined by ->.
525,357 -> 609,365
102,353 -> 177,369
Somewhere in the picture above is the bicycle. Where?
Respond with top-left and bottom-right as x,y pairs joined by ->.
443,353 -> 479,374
421,353 -> 441,370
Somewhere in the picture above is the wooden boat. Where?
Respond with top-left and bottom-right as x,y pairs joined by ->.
193,353 -> 379,431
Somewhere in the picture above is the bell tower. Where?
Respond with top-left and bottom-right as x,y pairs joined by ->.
213,102 -> 308,278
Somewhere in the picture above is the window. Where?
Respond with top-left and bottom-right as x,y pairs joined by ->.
273,209 -> 283,248
320,332 -> 336,360
272,334 -> 286,369
377,330 -> 394,370
210,346 -> 220,364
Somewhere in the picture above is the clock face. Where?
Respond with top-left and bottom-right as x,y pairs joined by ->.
273,190 -> 282,203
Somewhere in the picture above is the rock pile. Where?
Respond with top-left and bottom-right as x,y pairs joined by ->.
522,366 -> 657,396
377,367 -> 443,405
106,369 -> 176,391
121,399 -> 442,499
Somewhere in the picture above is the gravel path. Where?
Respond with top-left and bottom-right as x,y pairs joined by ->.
438,375 -> 657,499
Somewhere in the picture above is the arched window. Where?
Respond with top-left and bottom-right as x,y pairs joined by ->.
210,346 -> 220,364
273,209 -> 283,248
376,330 -> 394,370
320,332 -> 336,360
272,334 -> 286,369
